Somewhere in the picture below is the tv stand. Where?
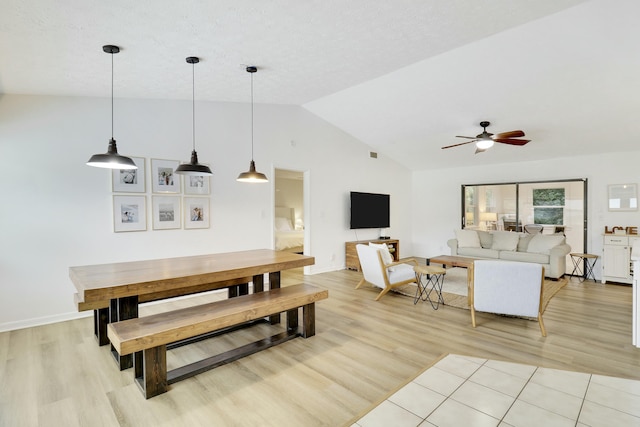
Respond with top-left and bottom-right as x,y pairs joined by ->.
345,239 -> 399,271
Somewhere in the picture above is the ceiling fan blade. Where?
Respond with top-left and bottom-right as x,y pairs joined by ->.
494,138 -> 530,146
455,135 -> 478,139
442,140 -> 476,149
495,130 -> 525,139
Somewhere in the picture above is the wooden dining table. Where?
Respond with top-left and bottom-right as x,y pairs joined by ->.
70,249 -> 315,369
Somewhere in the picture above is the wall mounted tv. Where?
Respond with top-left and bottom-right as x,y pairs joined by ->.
350,191 -> 390,229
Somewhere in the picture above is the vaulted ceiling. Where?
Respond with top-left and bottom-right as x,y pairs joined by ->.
2,0 -> 637,170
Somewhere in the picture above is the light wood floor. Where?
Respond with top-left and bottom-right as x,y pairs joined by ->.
1,267 -> 638,427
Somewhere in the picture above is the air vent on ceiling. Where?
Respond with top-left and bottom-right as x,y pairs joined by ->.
369,151 -> 378,159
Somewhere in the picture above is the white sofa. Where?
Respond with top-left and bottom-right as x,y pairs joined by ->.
447,229 -> 571,279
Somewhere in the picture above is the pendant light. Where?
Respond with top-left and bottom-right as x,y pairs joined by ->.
87,45 -> 137,170
175,57 -> 212,176
237,66 -> 268,183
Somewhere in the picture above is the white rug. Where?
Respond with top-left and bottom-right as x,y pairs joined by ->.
395,267 -> 468,297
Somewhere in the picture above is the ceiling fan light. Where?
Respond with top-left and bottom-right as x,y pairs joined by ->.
87,138 -> 137,169
237,160 -> 268,183
476,138 -> 494,150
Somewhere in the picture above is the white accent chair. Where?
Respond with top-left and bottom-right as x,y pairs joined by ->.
355,244 -> 418,301
470,260 -> 547,336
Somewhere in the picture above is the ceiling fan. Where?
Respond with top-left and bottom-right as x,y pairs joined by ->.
442,121 -> 531,154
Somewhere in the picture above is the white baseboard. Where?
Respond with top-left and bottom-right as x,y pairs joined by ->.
0,311 -> 92,333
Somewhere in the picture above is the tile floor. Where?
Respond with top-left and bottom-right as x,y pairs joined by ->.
352,354 -> 640,427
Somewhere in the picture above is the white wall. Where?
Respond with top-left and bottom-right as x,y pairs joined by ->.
411,151 -> 640,279
0,94 -> 412,330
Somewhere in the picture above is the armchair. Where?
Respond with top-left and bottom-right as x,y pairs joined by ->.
470,260 -> 547,336
355,244 -> 418,301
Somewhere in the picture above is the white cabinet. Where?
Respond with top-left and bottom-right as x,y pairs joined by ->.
632,241 -> 640,347
602,234 -> 640,284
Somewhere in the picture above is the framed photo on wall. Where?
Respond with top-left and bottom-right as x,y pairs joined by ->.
184,197 -> 210,229
608,183 -> 638,211
151,159 -> 180,193
152,196 -> 181,230
112,157 -> 145,193
113,195 -> 147,232
184,174 -> 210,195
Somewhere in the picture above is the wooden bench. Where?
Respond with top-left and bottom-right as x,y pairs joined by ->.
107,283 -> 328,398
75,276 -> 254,346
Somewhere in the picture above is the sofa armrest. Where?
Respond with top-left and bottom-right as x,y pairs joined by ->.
447,239 -> 459,256
550,243 -> 572,258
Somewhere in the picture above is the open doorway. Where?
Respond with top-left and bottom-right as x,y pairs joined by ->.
274,169 -> 306,255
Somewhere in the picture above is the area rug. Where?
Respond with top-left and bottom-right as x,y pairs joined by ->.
395,267 -> 567,314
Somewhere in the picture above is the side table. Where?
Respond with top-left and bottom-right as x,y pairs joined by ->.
570,253 -> 598,282
413,265 -> 446,309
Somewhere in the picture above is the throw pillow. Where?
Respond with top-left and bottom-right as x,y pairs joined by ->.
517,234 -> 534,252
369,242 -> 393,265
477,231 -> 493,249
491,231 -> 520,251
527,235 -> 565,255
455,229 -> 481,248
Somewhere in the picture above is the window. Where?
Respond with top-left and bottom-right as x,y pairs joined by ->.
533,188 -> 565,225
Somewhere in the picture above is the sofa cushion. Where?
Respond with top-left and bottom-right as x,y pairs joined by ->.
499,250 -> 550,264
455,229 -> 481,248
458,247 -> 500,259
527,235 -> 565,255
477,231 -> 493,249
491,231 -> 520,251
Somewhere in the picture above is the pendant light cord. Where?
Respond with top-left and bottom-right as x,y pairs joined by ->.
111,51 -> 114,140
251,72 -> 254,161
192,61 -> 196,151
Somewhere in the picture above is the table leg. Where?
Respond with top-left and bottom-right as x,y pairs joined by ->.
268,272 -> 281,324
94,307 -> 110,346
253,274 -> 264,293
110,295 -> 138,370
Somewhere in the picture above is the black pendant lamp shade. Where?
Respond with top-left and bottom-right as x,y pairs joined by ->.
237,66 -> 268,183
87,45 -> 137,170
175,56 -> 212,176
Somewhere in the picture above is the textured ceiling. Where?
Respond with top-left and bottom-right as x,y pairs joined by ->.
1,0 -> 585,104
3,0 -> 638,171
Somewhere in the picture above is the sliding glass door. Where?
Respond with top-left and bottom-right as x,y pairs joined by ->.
462,179 -> 587,267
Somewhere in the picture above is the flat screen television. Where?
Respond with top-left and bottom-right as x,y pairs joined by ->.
350,191 -> 390,229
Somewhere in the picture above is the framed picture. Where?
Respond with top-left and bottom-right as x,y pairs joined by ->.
113,195 -> 147,232
184,197 -> 210,229
112,157 -> 145,193
608,183 -> 638,211
184,174 -> 211,195
152,196 -> 181,230
151,159 -> 180,193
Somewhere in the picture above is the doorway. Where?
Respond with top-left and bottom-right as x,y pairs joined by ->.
274,168 -> 307,258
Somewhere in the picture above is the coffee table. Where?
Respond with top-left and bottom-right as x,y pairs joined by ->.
426,255 -> 478,303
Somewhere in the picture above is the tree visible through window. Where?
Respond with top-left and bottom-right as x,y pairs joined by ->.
533,188 -> 565,224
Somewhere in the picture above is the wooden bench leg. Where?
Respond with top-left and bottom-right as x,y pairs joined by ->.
302,303 -> 316,338
94,307 -> 110,346
287,308 -> 299,331
134,345 -> 167,399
